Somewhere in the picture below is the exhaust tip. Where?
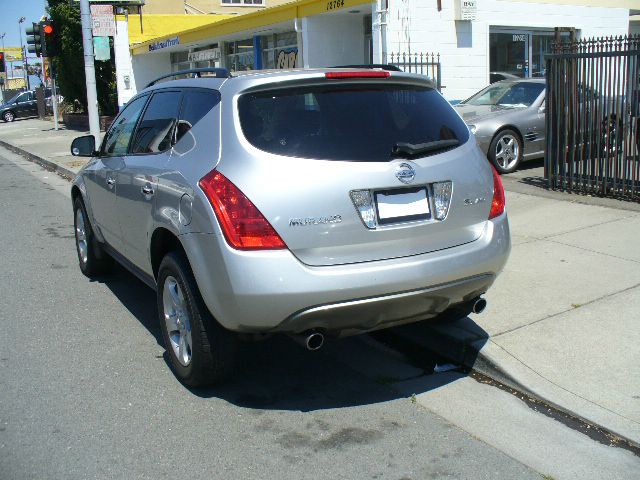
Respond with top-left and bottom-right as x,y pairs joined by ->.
306,332 -> 324,351
472,298 -> 487,314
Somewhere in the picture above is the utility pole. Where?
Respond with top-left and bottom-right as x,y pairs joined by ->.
18,17 -> 30,91
79,0 -> 100,143
0,33 -> 5,104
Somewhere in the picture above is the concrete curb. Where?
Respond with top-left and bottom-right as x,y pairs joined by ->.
0,140 -> 77,180
472,339 -> 640,448
390,320 -> 640,448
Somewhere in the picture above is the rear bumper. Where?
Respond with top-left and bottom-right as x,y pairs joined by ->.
180,213 -> 510,334
276,273 -> 494,336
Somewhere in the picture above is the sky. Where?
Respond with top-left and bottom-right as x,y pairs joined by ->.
0,0 -> 47,50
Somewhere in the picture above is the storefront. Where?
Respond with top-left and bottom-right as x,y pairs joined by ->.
384,0 -> 633,101
489,28 -> 566,79
116,0 -> 634,106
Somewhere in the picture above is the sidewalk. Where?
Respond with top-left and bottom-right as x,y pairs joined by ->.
0,118 -> 88,179
2,118 -> 639,446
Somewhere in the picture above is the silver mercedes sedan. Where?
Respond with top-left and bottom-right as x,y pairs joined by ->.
454,79 -> 546,173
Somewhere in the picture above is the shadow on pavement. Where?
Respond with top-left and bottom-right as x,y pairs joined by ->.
94,263 -> 163,346
96,262 -> 490,411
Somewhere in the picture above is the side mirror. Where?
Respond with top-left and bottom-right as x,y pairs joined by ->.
71,135 -> 96,157
538,104 -> 546,114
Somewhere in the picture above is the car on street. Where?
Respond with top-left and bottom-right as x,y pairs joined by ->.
454,79 -> 546,173
0,88 -> 53,122
489,71 -> 519,84
70,67 -> 510,386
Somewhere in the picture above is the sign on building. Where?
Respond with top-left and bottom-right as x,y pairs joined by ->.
276,48 -> 298,69
149,37 -> 180,52
188,48 -> 221,63
91,5 -> 116,37
454,0 -> 477,21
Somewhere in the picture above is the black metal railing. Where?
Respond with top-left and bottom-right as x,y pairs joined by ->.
388,52 -> 442,92
545,32 -> 640,200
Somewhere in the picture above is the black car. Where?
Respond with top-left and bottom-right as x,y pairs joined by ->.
0,89 -> 52,122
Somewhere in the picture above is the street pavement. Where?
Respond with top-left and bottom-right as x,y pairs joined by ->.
0,148 -> 542,479
1,119 -> 640,478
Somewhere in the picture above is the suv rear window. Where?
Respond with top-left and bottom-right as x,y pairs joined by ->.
238,84 -> 469,162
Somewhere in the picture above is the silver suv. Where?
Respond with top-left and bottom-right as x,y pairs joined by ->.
70,68 -> 510,386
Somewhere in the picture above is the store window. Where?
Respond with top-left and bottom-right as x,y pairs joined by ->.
261,32 -> 298,69
171,44 -> 221,72
226,39 -> 255,71
489,29 -> 571,80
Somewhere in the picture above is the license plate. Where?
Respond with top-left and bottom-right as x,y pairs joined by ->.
375,187 -> 430,224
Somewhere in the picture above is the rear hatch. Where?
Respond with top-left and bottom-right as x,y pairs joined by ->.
220,73 -> 494,267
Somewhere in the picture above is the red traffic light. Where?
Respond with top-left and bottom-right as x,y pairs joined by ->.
0,53 -> 4,61
43,24 -> 54,35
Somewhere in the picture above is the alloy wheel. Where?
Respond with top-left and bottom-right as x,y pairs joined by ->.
75,208 -> 88,265
163,276 -> 193,367
495,134 -> 519,170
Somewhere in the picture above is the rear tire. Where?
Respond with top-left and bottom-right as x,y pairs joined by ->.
157,251 -> 236,387
73,197 -> 111,277
489,129 -> 522,174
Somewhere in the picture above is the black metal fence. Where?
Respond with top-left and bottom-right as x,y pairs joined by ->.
545,33 -> 640,200
389,52 -> 442,92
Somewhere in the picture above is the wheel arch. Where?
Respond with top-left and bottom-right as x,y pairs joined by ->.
150,227 -> 188,281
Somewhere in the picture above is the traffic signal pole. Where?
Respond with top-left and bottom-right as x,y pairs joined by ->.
79,0 -> 100,143
51,69 -> 59,131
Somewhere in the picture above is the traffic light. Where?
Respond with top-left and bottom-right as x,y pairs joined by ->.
26,22 -> 43,56
41,20 -> 59,58
0,52 -> 5,74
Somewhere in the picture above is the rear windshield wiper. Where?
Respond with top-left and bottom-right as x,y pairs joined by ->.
392,139 -> 460,157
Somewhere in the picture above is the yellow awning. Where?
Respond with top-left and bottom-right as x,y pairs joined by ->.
130,0 -> 373,55
118,14 -> 235,46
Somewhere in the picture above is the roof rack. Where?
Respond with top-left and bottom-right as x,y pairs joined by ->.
331,64 -> 402,72
146,68 -> 231,88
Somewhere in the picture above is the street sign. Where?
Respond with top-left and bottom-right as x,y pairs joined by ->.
93,36 -> 111,61
91,4 -> 116,37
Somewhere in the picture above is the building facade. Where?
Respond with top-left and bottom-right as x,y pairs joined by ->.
115,0 -> 637,106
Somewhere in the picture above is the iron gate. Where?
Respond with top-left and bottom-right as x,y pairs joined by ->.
545,33 -> 640,200
389,52 -> 442,92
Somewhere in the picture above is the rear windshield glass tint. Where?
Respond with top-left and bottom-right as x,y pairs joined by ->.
238,84 -> 469,162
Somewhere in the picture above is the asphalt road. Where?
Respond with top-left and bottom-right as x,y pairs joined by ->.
0,147 -> 637,480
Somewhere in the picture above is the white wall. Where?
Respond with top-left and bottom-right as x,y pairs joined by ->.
114,21 -> 134,108
130,51 -> 172,96
302,14 -> 366,67
386,0 -> 630,101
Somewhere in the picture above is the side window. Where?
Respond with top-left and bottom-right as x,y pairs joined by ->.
101,95 -> 148,157
176,90 -> 220,143
16,93 -> 29,103
130,91 -> 182,154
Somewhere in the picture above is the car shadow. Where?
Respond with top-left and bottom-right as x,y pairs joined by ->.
502,158 -> 548,190
96,263 -> 490,412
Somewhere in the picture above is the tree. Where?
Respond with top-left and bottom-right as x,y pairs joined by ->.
47,0 -> 117,115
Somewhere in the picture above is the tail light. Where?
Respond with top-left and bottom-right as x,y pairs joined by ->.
489,166 -> 506,219
198,171 -> 286,250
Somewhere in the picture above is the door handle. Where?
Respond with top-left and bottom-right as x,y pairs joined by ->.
107,177 -> 115,188
141,185 -> 154,196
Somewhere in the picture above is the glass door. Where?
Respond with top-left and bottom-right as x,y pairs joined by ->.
490,31 -> 529,78
490,29 -> 571,80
